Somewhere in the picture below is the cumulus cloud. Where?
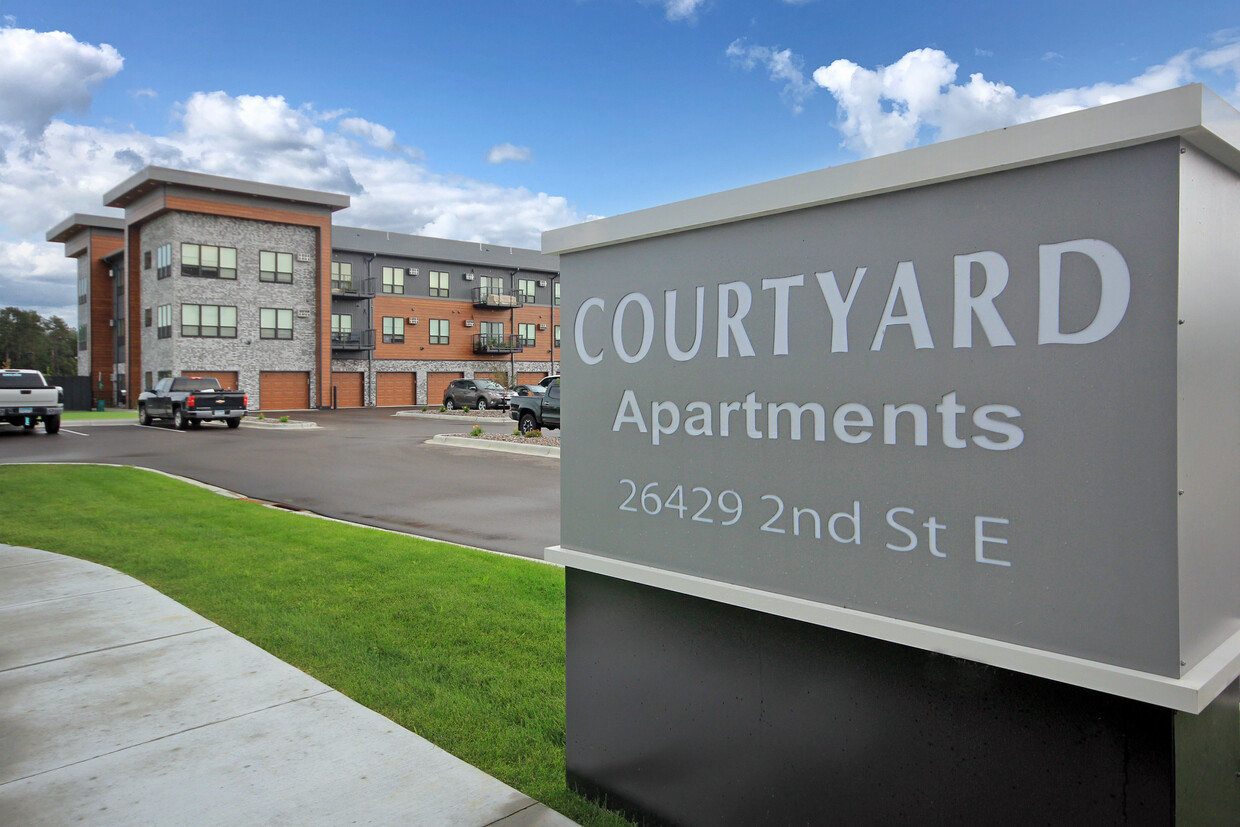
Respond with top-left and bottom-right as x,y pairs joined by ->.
0,31 -> 592,325
0,28 -> 122,137
645,0 -> 707,23
486,143 -> 533,164
810,38 -> 1240,157
727,39 -> 817,113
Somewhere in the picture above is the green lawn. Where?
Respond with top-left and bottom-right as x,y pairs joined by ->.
0,464 -> 633,827
62,410 -> 137,421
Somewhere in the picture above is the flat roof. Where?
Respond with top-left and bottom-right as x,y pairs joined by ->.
332,225 -> 558,272
104,166 -> 351,211
45,213 -> 125,244
544,83 -> 1240,255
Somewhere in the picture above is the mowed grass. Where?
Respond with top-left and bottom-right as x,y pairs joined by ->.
0,464 -> 633,827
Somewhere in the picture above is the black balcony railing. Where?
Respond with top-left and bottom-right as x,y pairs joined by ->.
331,328 -> 376,351
473,334 -> 523,354
331,276 -> 377,298
471,286 -> 523,309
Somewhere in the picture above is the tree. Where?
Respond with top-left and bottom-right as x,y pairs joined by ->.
0,307 -> 78,373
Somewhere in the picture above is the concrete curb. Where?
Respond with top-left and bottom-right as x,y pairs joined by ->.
428,433 -> 560,458
242,417 -> 317,429
394,410 -> 514,424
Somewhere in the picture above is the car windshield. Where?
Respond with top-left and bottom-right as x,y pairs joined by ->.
476,379 -> 505,390
170,378 -> 222,392
0,372 -> 46,389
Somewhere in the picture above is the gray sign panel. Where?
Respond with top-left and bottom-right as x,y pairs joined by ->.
560,141 -> 1187,677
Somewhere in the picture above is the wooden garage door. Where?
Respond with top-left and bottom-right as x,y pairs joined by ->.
517,372 -> 545,386
259,371 -> 309,410
428,372 -> 463,406
332,372 -> 364,408
182,370 -> 238,391
376,372 -> 415,406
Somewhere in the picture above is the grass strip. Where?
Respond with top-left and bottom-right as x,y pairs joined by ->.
0,464 -> 633,827
62,410 -> 138,421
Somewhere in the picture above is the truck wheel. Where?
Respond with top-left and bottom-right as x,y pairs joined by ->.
519,412 -> 538,434
139,405 -> 152,426
173,407 -> 187,430
226,418 -> 241,429
43,414 -> 61,435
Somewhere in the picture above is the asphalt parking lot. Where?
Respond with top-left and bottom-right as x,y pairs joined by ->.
0,408 -> 560,560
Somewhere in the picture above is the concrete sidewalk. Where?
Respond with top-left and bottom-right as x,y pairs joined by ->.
0,544 -> 577,826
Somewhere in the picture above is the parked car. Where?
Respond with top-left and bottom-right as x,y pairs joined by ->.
537,374 -> 560,389
510,383 -> 546,397
138,376 -> 248,429
510,377 -> 560,432
443,378 -> 513,410
0,369 -> 63,434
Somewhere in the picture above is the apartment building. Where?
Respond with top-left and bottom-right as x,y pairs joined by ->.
46,166 -> 561,409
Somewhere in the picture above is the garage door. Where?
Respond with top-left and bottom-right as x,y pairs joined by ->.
517,372 -> 545,386
332,372 -> 364,408
376,372 -> 415,406
428,372 -> 463,406
259,371 -> 310,410
182,370 -> 238,391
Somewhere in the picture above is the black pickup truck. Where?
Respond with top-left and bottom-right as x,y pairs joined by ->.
509,377 -> 560,432
138,376 -> 248,429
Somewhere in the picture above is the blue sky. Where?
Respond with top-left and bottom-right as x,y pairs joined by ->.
1,0 -> 1237,324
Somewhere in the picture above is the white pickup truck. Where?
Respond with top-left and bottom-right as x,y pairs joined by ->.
0,369 -> 64,434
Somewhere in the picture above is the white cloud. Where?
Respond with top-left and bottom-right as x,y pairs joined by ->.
811,40 -> 1237,157
486,143 -> 533,164
131,88 -> 157,99
0,31 -> 593,326
0,28 -> 122,137
647,0 -> 706,23
727,39 -> 817,113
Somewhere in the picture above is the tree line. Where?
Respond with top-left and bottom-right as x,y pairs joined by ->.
0,307 -> 78,375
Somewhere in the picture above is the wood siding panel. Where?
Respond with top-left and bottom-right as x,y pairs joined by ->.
371,296 -> 559,363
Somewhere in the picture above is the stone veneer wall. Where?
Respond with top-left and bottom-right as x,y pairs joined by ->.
138,212 -> 318,409
330,358 -> 555,406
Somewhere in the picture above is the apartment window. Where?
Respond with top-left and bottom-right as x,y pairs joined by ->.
78,324 -> 87,350
181,304 -> 237,338
156,244 -> 172,279
157,370 -> 172,381
518,278 -> 537,303
182,243 -> 237,279
554,324 -> 561,348
331,261 -> 353,291
143,250 -> 152,269
144,308 -> 152,328
259,251 -> 294,284
479,275 -> 503,295
429,270 -> 449,298
156,304 -> 172,339
382,266 -> 404,294
144,372 -> 153,390
479,321 -> 503,342
331,314 -> 352,341
429,319 -> 449,345
78,269 -> 88,304
382,316 -> 405,344
553,282 -> 561,306
259,308 -> 293,340
518,323 -> 536,346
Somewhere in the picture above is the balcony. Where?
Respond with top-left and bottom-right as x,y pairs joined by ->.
331,277 -> 376,298
331,328 -> 376,352
472,286 -> 523,310
473,334 -> 523,355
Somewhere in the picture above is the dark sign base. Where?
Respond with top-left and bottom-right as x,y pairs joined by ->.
566,570 -> 1240,827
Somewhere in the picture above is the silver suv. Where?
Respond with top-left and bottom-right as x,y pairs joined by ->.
443,378 -> 513,410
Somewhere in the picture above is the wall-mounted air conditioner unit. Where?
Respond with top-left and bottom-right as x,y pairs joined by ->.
538,280 -> 547,287
463,273 -> 475,281
407,268 -> 419,276
407,317 -> 418,325
464,320 -> 475,327
538,324 -> 547,330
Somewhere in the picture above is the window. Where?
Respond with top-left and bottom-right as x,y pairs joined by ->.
479,321 -> 503,345
78,268 -> 88,304
382,266 -> 404,294
143,250 -> 152,269
429,319 -> 449,345
382,317 -> 405,344
331,314 -> 352,341
181,304 -> 237,338
332,261 -> 353,291
144,308 -> 152,328
260,251 -> 294,283
156,244 -> 172,279
553,281 -> 560,306
259,308 -> 293,340
518,278 -> 537,303
518,323 -> 536,346
156,304 -> 172,339
479,275 -> 503,295
144,371 -> 153,391
78,324 -> 88,350
182,243 -> 237,279
429,270 -> 449,298
156,370 -> 172,381
554,324 -> 561,348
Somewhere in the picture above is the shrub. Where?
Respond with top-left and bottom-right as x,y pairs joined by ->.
256,412 -> 266,421
523,429 -> 543,438
470,425 -> 484,437
279,415 -> 290,423
439,405 -> 447,412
